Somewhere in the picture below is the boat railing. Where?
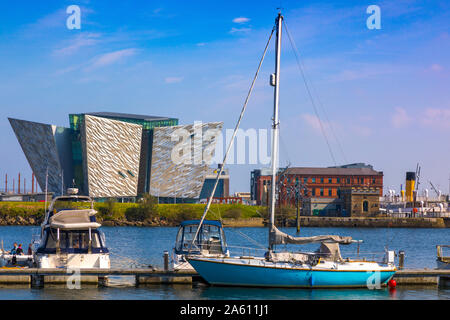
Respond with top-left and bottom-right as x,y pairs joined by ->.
227,245 -> 267,258
437,245 -> 450,260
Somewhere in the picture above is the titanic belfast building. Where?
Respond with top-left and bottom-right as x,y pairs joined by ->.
9,112 -> 222,201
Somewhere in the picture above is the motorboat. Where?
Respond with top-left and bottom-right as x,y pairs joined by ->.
0,243 -> 33,268
33,188 -> 110,269
173,219 -> 229,271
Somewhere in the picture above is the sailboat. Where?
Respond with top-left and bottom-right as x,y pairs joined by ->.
187,13 -> 396,288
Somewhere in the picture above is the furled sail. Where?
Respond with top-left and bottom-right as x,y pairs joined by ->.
269,225 -> 353,246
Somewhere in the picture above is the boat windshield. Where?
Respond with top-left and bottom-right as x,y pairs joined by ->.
175,223 -> 226,254
42,229 -> 104,252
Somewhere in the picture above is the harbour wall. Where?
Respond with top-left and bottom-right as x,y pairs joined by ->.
233,217 -> 450,228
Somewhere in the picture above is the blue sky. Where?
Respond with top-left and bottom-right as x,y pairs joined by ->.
0,0 -> 449,195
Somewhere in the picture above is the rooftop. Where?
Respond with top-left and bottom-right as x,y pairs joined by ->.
284,167 -> 383,176
84,112 -> 176,122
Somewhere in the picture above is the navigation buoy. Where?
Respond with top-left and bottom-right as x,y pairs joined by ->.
388,279 -> 397,288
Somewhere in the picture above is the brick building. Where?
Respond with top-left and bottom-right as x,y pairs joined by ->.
250,163 -> 383,207
340,186 -> 381,216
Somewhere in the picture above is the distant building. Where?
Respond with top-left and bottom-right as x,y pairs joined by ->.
0,192 -> 52,202
9,112 -> 222,201
340,186 -> 381,216
302,197 -> 343,216
199,165 -> 230,200
250,163 -> 383,207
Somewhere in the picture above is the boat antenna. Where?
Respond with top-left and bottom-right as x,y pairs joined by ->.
189,24 -> 276,252
268,12 -> 283,252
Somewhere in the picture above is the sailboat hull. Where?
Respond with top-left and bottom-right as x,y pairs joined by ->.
188,257 -> 396,288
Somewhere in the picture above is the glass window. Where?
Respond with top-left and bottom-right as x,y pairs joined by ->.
303,178 -> 307,183
337,178 -> 340,183
320,188 -> 324,196
320,178 -> 324,183
346,178 -> 350,184
312,178 -> 316,183
328,178 -> 332,183
363,201 -> 369,212
328,188 -> 332,196
312,188 -> 316,196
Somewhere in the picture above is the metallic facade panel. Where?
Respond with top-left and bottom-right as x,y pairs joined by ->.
82,115 -> 142,198
150,122 -> 222,199
8,118 -> 65,195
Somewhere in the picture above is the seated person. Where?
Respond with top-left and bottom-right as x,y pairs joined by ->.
16,244 -> 24,255
10,243 -> 18,255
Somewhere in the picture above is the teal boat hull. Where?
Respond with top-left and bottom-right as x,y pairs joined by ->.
188,258 -> 396,288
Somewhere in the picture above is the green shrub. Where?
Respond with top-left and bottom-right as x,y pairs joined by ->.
169,205 -> 198,223
125,194 -> 158,222
223,208 -> 242,219
98,198 -> 117,220
125,206 -> 146,222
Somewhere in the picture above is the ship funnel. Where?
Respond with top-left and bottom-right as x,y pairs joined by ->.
406,172 -> 416,202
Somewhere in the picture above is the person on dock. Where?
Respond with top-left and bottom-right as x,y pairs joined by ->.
10,243 -> 17,255
27,244 -> 33,255
16,244 -> 24,255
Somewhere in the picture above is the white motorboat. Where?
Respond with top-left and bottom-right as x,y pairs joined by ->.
33,188 -> 110,269
0,248 -> 33,268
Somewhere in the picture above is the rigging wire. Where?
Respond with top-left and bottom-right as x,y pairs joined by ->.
207,206 -> 267,250
282,19 -> 339,167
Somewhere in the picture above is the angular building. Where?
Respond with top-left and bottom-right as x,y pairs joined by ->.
9,112 -> 222,201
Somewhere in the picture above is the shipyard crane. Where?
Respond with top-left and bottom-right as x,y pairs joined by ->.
428,180 -> 440,197
415,163 -> 421,191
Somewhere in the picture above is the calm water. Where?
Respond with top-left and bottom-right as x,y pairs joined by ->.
0,226 -> 449,300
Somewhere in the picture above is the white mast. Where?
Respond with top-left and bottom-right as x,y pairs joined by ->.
269,13 -> 283,251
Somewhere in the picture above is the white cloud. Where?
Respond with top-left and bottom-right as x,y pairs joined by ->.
53,33 -> 101,56
232,17 -> 250,24
429,64 -> 443,72
164,77 -> 183,84
88,48 -> 138,69
391,107 -> 412,128
421,108 -> 450,130
229,27 -> 251,34
301,113 -> 331,133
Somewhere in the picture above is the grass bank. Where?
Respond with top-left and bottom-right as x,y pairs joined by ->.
0,201 -> 267,226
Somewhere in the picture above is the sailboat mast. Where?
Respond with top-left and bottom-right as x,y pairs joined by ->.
269,13 -> 283,250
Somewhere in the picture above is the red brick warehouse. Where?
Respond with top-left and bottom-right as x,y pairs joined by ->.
250,163 -> 383,206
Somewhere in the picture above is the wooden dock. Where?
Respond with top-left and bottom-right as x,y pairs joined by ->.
0,268 -> 448,287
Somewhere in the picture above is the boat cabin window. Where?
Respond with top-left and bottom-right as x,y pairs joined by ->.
39,228 -> 105,253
